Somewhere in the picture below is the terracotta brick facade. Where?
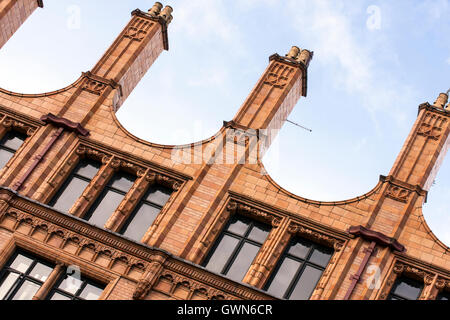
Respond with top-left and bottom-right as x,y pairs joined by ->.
0,1 -> 448,301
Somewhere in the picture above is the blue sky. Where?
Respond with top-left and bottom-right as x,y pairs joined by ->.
0,0 -> 449,245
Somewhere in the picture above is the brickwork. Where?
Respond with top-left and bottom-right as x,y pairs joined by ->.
0,2 -> 448,300
0,0 -> 41,49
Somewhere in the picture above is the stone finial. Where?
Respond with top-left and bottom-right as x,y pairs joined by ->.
148,2 -> 163,16
160,6 -> 173,24
433,92 -> 449,108
296,49 -> 313,67
286,46 -> 301,60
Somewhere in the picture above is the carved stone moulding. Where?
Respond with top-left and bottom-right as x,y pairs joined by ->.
348,225 -> 406,252
41,113 -> 89,136
76,144 -> 183,191
288,221 -> 344,250
1,207 -> 149,280
380,175 -> 427,202
226,200 -> 281,227
2,116 -> 37,136
80,71 -> 122,96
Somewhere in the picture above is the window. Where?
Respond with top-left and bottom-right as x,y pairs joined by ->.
202,215 -> 270,283
49,159 -> 100,213
0,250 -> 105,300
387,276 -> 423,300
119,184 -> 172,242
83,171 -> 135,228
0,251 -> 54,300
0,130 -> 27,169
47,273 -> 104,300
437,290 -> 449,301
263,237 -> 333,300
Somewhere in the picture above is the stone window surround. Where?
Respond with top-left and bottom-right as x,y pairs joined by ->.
42,142 -> 186,240
377,257 -> 450,300
196,194 -> 348,299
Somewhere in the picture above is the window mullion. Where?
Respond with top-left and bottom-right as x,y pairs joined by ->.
32,263 -> 64,300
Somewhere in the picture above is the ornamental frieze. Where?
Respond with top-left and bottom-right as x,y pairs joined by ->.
2,116 -> 37,136
385,185 -> 412,203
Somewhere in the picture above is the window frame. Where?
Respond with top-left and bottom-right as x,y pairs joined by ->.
46,272 -> 105,301
0,130 -> 28,168
263,236 -> 333,300
0,250 -> 54,300
387,275 -> 424,300
82,170 -> 136,224
201,214 -> 271,279
48,158 -> 101,211
118,184 -> 173,241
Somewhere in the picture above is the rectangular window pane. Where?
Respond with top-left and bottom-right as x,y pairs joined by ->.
75,161 -> 100,179
79,283 -> 104,300
266,257 -> 302,298
0,149 -> 14,169
225,242 -> 260,282
289,265 -> 323,300
204,235 -> 240,274
226,216 -> 250,236
0,273 -> 20,300
144,185 -> 172,206
9,254 -> 33,273
29,263 -> 53,282
247,224 -> 270,244
51,177 -> 89,213
309,247 -> 333,268
288,238 -> 311,260
11,280 -> 41,300
1,131 -> 26,150
86,190 -> 125,227
390,277 -> 423,300
57,275 -> 83,295
121,202 -> 160,242
108,172 -> 135,193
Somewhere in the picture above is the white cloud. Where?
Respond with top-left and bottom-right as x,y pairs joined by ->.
169,0 -> 247,56
447,57 -> 450,65
286,0 -> 415,130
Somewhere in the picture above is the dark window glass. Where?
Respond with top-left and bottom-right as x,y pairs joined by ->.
437,290 -> 450,301
49,160 -> 100,213
0,251 -> 54,300
0,131 -> 27,169
47,272 -> 105,301
202,215 -> 270,283
264,237 -> 333,300
119,185 -> 172,242
83,171 -> 135,228
387,276 -> 423,300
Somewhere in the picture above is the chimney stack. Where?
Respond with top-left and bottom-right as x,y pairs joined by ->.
148,2 -> 173,25
433,92 -> 448,109
160,6 -> 173,24
148,2 -> 163,16
285,46 -> 313,67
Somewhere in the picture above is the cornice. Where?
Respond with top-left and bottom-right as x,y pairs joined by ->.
0,187 -> 275,300
394,253 -> 450,279
77,138 -> 192,182
418,102 -> 450,117
228,191 -> 350,242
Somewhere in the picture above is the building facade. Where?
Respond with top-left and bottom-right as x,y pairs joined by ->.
0,0 -> 449,301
